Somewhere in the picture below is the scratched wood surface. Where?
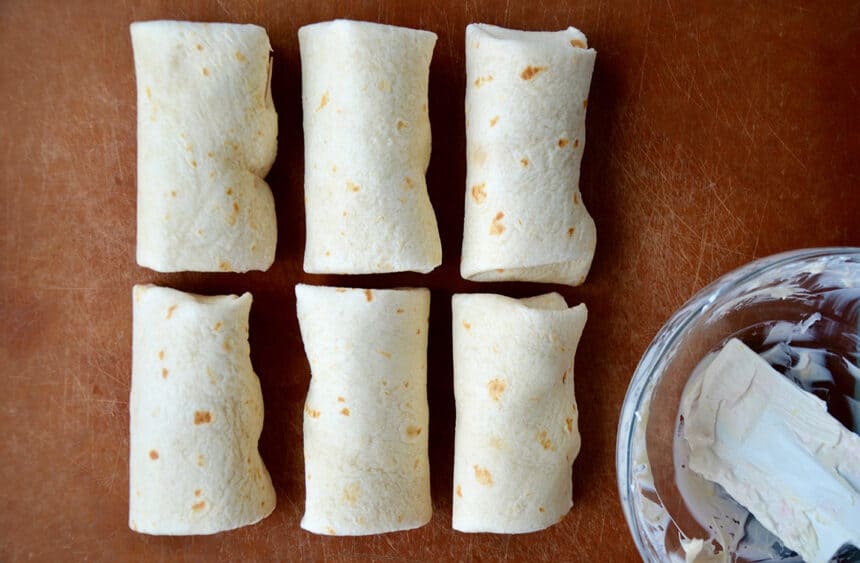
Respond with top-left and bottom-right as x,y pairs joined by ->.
1,0 -> 858,560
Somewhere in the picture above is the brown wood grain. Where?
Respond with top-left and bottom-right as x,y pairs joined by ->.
1,0 -> 858,560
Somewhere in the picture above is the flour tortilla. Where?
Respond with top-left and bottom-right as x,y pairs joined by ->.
131,21 -> 277,273
460,24 -> 597,285
295,284 -> 432,535
451,292 -> 587,533
129,284 -> 275,535
299,20 -> 442,274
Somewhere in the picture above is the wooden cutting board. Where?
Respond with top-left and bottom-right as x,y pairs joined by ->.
1,0 -> 858,560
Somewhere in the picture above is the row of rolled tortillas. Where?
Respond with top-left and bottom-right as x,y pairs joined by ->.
131,20 -> 596,285
129,284 -> 586,535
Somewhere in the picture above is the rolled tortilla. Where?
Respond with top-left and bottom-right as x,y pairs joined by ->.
131,21 -> 277,273
451,292 -> 587,533
299,20 -> 442,274
460,24 -> 597,286
295,284 -> 432,535
129,284 -> 275,535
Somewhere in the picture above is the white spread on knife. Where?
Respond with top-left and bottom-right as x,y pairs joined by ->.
681,338 -> 860,563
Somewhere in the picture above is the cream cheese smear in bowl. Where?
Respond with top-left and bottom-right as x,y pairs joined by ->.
617,248 -> 860,562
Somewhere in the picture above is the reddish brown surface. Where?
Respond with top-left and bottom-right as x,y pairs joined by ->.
1,1 -> 858,560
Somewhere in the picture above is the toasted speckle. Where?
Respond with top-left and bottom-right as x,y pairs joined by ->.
397,120 -> 406,130
343,483 -> 361,506
364,289 -> 373,302
396,308 -> 405,314
474,75 -> 493,88
197,454 -> 204,467
145,87 -> 152,99
573,192 -> 580,205
558,138 -> 569,148
235,50 -> 246,62
222,339 -> 232,352
194,411 -> 212,425
149,450 -> 159,460
378,80 -> 390,92
326,527 -> 337,535
194,489 -> 202,497
305,405 -> 320,419
165,305 -> 177,319
340,407 -> 350,416
521,66 -> 548,80
161,368 -> 168,379
488,378 -> 506,401
192,501 -> 205,511
378,350 -> 392,359
404,177 -> 414,189
213,321 -> 222,331
489,435 -> 505,450
406,426 -> 422,437
565,418 -> 574,433
490,212 -> 505,235
462,321 -> 471,331
539,506 -> 546,513
346,181 -> 360,192
317,92 -> 329,111
570,38 -> 586,48
219,261 -> 231,271
191,160 -> 197,168
158,350 -> 164,360
456,485 -> 463,497
335,288 -> 347,293
574,138 -> 580,148
202,67 -> 210,76
520,158 -> 529,167
226,188 -> 234,196
537,430 -> 554,450
568,227 -> 575,238
337,396 -> 346,403
583,98 -> 588,108
490,115 -> 499,127
471,183 -> 487,204
473,465 -> 493,486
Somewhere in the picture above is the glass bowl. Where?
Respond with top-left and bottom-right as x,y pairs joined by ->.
616,248 -> 860,562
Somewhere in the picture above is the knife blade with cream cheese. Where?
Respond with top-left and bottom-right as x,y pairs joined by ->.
681,338 -> 860,563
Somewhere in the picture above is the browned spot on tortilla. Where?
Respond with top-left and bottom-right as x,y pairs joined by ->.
304,405 -> 320,418
190,160 -> 197,168
194,489 -> 202,497
473,465 -> 493,486
192,501 -> 205,511
488,378 -> 506,401
158,350 -> 164,360
489,115 -> 499,127
324,251 -> 331,257
539,506 -> 546,513
558,138 -> 569,148
219,260 -> 231,271
496,268 -> 505,273
573,138 -> 580,148
340,407 -> 350,416
404,381 -> 410,389
406,426 -> 422,437
573,192 -> 580,205
456,485 -> 463,497
232,202 -> 240,214
489,212 -> 506,235
207,151 -> 214,158
378,350 -> 392,359
197,454 -> 204,467
520,66 -> 548,80
346,181 -> 360,192
537,430 -> 554,450
520,158 -> 529,167
570,38 -> 586,48
235,50 -> 246,62
565,418 -> 574,433
149,450 -> 159,460
335,288 -> 347,293
462,321 -> 471,331
568,227 -> 575,237
337,396 -> 345,402
364,289 -> 373,302
222,339 -> 232,352
397,120 -> 406,130
212,321 -> 222,331
471,183 -> 487,204
316,92 -> 329,111
343,483 -> 360,506
396,308 -> 404,314
474,75 -> 493,88
195,43 -> 203,51
404,176 -> 414,189
145,87 -> 151,99
194,411 -> 212,425
165,305 -> 177,319
326,527 -> 337,535
202,67 -> 210,76
416,328 -> 421,335
161,368 -> 168,379
583,98 -> 588,108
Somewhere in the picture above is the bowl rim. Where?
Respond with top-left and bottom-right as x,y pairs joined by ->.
615,246 -> 860,561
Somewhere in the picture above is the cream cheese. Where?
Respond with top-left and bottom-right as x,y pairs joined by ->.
681,338 -> 860,563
